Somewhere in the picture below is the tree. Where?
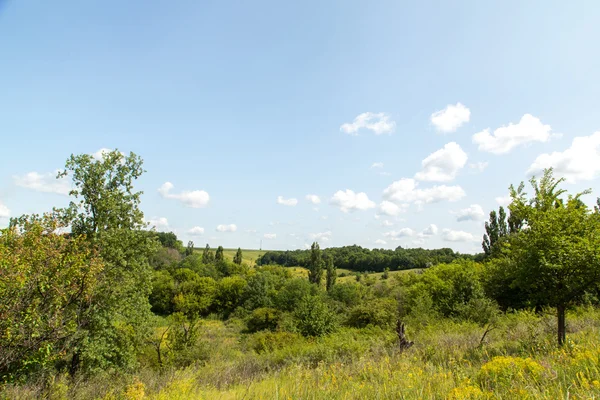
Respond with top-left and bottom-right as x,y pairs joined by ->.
185,241 -> 194,256
215,246 -> 225,263
233,247 -> 243,265
482,207 -> 510,257
494,169 -> 600,346
202,244 -> 215,264
0,215 -> 104,380
294,295 -> 337,337
57,149 -> 158,373
325,255 -> 336,291
308,242 -> 324,285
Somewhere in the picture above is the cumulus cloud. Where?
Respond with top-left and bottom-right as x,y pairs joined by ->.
454,204 -> 485,222
340,112 -> 396,136
146,217 -> 170,231
188,226 -> 205,236
383,178 -> 465,205
216,224 -> 237,232
496,195 -> 512,207
371,162 -> 384,169
384,228 -> 415,238
381,220 -> 394,227
310,231 -> 332,242
374,239 -> 387,245
378,200 -> 408,216
330,190 -> 376,212
527,132 -> 600,183
13,171 -> 70,195
0,202 -> 10,218
473,114 -> 552,154
305,194 -> 321,204
430,103 -> 471,133
264,233 -> 277,239
159,182 -> 210,208
277,196 -> 298,206
469,162 -> 489,173
415,142 -> 468,182
419,224 -> 438,237
442,229 -> 476,242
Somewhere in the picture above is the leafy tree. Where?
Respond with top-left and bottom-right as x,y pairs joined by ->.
492,169 -> 600,346
185,241 -> 194,256
347,298 -> 397,329
242,272 -> 283,310
172,276 -> 217,318
233,247 -> 243,265
57,149 -> 158,373
276,278 -> 319,311
149,270 -> 175,315
0,216 -> 103,380
293,295 -> 337,337
482,207 -> 510,257
202,244 -> 215,264
246,308 -> 281,333
156,231 -> 183,251
308,242 -> 324,285
325,254 -> 336,291
215,276 -> 247,316
215,246 -> 225,263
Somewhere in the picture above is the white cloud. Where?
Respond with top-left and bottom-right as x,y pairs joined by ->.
383,178 -> 465,205
264,233 -> 277,239
442,229 -> 476,242
469,162 -> 489,173
430,103 -> 471,133
159,182 -> 210,208
0,202 -> 10,218
146,217 -> 170,231
188,226 -> 205,236
277,196 -> 298,206
384,228 -> 415,238
340,112 -> 396,136
472,114 -> 552,154
496,195 -> 512,207
378,200 -> 408,216
305,194 -> 321,204
454,204 -> 485,222
419,224 -> 438,237
330,190 -> 376,213
381,220 -> 394,227
13,171 -> 70,195
374,239 -> 387,245
415,142 -> 468,182
371,162 -> 384,169
310,231 -> 332,242
216,224 -> 237,232
527,132 -> 600,183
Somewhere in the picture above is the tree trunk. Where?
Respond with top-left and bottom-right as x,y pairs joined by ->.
557,304 -> 566,346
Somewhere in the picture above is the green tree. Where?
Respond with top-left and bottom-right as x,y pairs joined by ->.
57,149 -> 158,373
308,242 -> 324,285
202,244 -> 215,264
185,240 -> 194,256
215,246 -> 225,263
325,255 -> 336,291
293,295 -> 337,337
494,169 -> 600,346
233,247 -> 243,265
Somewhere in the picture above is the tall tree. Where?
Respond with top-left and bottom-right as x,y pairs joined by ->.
202,244 -> 215,264
215,246 -> 225,262
325,254 -> 336,291
492,169 -> 600,346
308,242 -> 324,285
185,241 -> 195,256
233,247 -> 243,265
57,149 -> 158,373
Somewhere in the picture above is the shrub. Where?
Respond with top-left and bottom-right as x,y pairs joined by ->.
246,331 -> 301,354
477,356 -> 544,390
346,298 -> 397,329
276,278 -> 319,311
246,308 -> 281,333
293,295 -> 337,337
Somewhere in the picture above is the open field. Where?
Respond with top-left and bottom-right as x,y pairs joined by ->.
194,248 -> 266,266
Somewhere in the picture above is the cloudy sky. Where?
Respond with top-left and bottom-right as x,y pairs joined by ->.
1,1 -> 599,253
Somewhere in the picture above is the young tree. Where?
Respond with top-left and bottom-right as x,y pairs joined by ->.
325,255 -> 337,291
57,149 -> 159,373
185,240 -> 195,256
495,169 -> 600,346
202,244 -> 215,264
215,246 -> 225,262
233,247 -> 243,265
308,242 -> 324,285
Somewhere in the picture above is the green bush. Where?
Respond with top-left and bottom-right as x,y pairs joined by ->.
346,298 -> 397,329
246,331 -> 301,354
246,307 -> 281,333
293,295 -> 337,337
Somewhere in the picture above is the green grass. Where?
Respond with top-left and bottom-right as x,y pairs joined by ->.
194,248 -> 266,266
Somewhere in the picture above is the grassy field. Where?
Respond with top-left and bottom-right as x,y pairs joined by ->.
195,248 -> 266,266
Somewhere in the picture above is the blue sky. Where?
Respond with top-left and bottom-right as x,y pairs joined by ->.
1,1 -> 600,253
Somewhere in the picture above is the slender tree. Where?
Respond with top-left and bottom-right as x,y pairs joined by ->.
215,246 -> 225,262
233,247 -> 243,265
325,254 -> 337,291
202,244 -> 214,264
185,241 -> 194,256
308,242 -> 324,285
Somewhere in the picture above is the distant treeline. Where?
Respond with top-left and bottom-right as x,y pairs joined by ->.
256,245 -> 483,272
